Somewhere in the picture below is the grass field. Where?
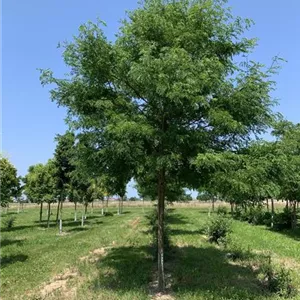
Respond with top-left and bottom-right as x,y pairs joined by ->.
1,204 -> 300,299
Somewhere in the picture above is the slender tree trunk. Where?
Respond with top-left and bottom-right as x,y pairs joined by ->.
286,199 -> 289,210
84,203 -> 87,219
106,196 -> 109,212
21,202 -> 24,212
17,202 -> 20,214
157,168 -> 166,291
271,199 -> 274,228
47,202 -> 51,228
212,198 -> 215,212
39,202 -> 43,222
59,199 -> 63,234
56,201 -> 60,223
101,199 -> 104,215
292,201 -> 297,230
81,214 -> 84,227
266,199 -> 269,212
74,202 -> 77,221
121,196 -> 124,214
91,201 -> 94,215
118,197 -> 121,215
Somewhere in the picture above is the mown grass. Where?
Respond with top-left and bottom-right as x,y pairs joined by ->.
1,205 -> 299,299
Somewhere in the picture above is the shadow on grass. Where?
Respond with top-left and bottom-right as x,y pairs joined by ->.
1,239 -> 24,247
0,254 -> 28,268
268,226 -> 300,241
169,229 -> 205,236
166,214 -> 188,225
1,224 -> 41,232
91,244 -> 271,299
67,227 -> 89,233
92,246 -> 153,293
170,245 -> 269,299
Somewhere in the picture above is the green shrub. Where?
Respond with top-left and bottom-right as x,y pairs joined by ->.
273,208 -> 293,230
260,256 -> 297,298
2,216 -> 16,230
103,212 -> 114,217
206,215 -> 232,244
217,206 -> 228,215
226,241 -> 253,261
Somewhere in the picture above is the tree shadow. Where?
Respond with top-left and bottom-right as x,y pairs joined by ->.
167,214 -> 188,225
0,239 -> 24,247
170,245 -> 270,299
92,245 -> 153,294
1,224 -> 40,232
169,229 -> 205,236
268,226 -> 300,241
90,244 -> 271,299
0,254 -> 28,268
67,227 -> 89,233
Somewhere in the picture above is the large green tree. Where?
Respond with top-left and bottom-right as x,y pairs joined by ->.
0,157 -> 19,208
41,0 -> 279,289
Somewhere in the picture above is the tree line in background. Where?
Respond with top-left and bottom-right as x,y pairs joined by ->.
2,0 -> 300,292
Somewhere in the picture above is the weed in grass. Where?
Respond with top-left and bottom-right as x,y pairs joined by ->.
2,216 -> 16,230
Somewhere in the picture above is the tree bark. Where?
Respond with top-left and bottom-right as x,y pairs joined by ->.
74,202 -> 77,221
84,203 -> 88,219
292,200 -> 297,230
56,201 -> 60,223
39,202 -> 43,222
106,196 -> 109,212
118,197 -> 121,215
121,196 -> 124,214
47,202 -> 51,228
212,198 -> 215,212
271,199 -> 274,228
266,199 -> 269,212
157,168 -> 166,291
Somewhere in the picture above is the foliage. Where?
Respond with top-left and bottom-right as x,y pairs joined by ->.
0,157 -> 19,207
206,215 -> 232,244
23,160 -> 56,204
217,206 -> 228,215
40,0 -> 280,289
260,256 -> 297,298
2,216 -> 16,230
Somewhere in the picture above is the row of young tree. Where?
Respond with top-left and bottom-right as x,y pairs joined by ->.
1,0 -> 298,291
196,121 -> 300,229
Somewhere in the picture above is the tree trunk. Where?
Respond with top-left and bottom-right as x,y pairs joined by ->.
121,196 -> 124,214
106,196 -> 109,212
81,214 -> 84,226
266,199 -> 269,212
17,202 -> 20,214
157,168 -> 166,291
212,198 -> 215,212
292,201 -> 297,230
271,199 -> 274,228
118,197 -> 121,215
21,202 -> 24,212
56,201 -> 60,223
101,199 -> 104,215
74,202 -> 77,221
286,199 -> 289,210
39,202 -> 43,222
91,201 -> 94,215
84,203 -> 88,219
47,203 -> 51,228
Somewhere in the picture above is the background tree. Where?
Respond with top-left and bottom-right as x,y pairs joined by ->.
41,0 -> 279,290
53,131 -> 76,225
0,157 -> 19,209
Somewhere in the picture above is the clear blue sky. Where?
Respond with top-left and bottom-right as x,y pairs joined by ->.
2,0 -> 300,197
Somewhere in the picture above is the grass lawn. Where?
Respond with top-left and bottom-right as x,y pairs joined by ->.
1,205 -> 299,299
